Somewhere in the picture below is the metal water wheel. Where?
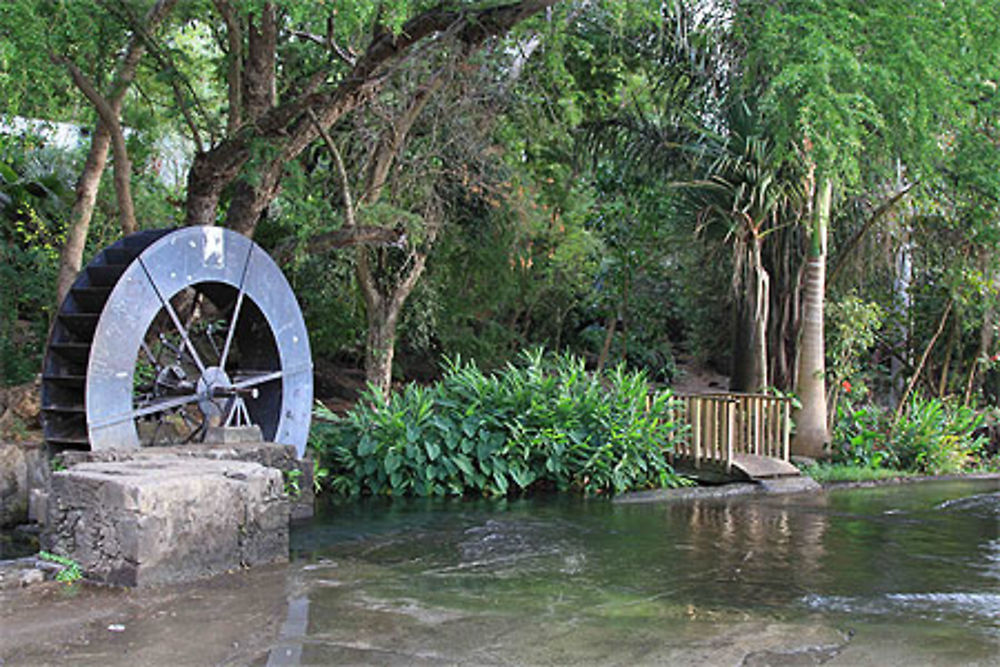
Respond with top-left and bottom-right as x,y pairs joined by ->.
41,226 -> 313,457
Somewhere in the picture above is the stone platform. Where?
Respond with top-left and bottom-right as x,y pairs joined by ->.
45,457 -> 289,586
58,440 -> 314,520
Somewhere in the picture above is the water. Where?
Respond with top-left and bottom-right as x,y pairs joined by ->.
278,479 -> 1000,665
2,479 -> 998,665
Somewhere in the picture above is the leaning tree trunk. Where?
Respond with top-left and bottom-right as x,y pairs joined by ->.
55,123 -> 112,303
792,177 -> 832,458
53,0 -> 178,304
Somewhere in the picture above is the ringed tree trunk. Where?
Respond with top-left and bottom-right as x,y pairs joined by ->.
792,177 -> 832,458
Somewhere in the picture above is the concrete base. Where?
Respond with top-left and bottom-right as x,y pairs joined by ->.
45,457 -> 289,586
59,441 -> 314,520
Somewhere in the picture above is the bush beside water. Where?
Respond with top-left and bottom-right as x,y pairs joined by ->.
310,350 -> 687,497
826,394 -> 991,477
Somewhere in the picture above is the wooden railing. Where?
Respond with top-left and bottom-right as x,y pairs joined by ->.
670,393 -> 792,472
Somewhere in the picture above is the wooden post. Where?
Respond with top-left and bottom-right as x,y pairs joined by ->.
692,398 -> 702,468
725,398 -> 734,474
767,398 -> 776,458
782,397 -> 791,461
743,396 -> 751,454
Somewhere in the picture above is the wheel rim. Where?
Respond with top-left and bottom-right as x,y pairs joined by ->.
42,226 -> 313,457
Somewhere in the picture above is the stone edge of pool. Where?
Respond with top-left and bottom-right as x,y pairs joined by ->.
613,472 -> 1000,505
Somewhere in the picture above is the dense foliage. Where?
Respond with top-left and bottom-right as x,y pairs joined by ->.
831,393 -> 991,475
311,350 -> 687,497
0,1 -> 996,480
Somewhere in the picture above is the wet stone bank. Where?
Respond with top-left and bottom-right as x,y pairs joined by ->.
1,477 -> 997,665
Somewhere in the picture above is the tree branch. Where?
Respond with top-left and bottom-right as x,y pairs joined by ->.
307,108 -> 357,228
895,299 -> 953,422
290,26 -> 358,67
188,0 -> 558,232
828,182 -> 918,288
57,56 -> 137,235
213,0 -> 243,135
362,67 -> 450,204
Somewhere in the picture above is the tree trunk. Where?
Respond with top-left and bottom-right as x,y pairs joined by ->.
186,0 -> 558,234
55,123 -> 112,304
964,252 -> 998,405
731,239 -> 769,392
60,59 -> 138,236
792,177 -> 832,458
595,309 -> 619,373
364,300 -> 398,397
359,251 -> 429,395
53,0 -> 178,304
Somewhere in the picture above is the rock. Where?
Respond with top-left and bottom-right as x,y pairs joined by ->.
0,377 -> 42,436
45,456 -> 289,586
18,567 -> 43,587
1,441 -> 44,528
756,476 -> 822,494
0,557 -> 44,590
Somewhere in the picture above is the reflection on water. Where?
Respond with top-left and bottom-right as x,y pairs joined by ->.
277,479 -> 999,664
7,480 -> 996,665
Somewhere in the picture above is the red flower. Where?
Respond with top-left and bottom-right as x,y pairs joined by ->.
841,380 -> 852,392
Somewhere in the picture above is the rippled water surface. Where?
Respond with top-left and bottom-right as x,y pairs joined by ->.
277,479 -> 999,665
3,479 -> 997,665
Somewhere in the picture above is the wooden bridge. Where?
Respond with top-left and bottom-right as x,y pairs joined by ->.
669,393 -> 802,483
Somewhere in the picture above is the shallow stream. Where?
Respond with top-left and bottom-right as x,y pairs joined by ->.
2,478 -> 998,665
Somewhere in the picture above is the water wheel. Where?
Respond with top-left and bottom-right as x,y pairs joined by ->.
41,226 -> 313,457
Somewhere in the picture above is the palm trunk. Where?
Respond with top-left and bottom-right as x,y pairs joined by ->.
792,177 -> 831,458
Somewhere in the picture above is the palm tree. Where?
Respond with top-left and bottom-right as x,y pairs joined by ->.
684,102 -> 806,392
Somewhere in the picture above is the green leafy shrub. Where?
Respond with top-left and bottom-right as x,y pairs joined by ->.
38,550 -> 82,583
831,394 -> 987,475
311,349 -> 687,497
891,397 -> 985,474
831,401 -> 894,468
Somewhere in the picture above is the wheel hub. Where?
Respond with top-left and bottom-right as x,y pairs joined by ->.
195,366 -> 232,423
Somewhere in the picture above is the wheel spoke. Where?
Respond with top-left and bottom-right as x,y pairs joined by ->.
231,369 -> 283,390
204,323 -> 222,362
131,393 -> 203,422
139,258 -> 208,375
140,340 -> 161,372
219,286 -> 245,371
220,243 -> 255,371
90,391 -> 203,430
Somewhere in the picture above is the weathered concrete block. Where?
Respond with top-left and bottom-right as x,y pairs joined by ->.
60,441 -> 314,519
45,457 -> 288,586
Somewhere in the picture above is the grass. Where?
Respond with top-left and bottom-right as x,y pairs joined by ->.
801,463 -> 916,484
